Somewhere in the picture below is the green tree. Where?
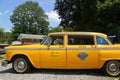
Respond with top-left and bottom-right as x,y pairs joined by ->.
54,0 -> 97,31
0,27 -> 5,43
10,1 -> 49,40
49,26 -> 63,33
54,0 -> 120,33
97,0 -> 120,33
4,32 -> 13,44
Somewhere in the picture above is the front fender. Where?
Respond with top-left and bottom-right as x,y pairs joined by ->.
6,50 -> 40,68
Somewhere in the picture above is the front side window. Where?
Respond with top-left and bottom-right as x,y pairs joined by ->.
45,36 -> 63,45
68,35 -> 94,45
96,36 -> 108,45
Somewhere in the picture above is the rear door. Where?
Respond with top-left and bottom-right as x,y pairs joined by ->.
67,35 -> 99,69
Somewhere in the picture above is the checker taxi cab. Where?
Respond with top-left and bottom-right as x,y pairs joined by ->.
2,32 -> 120,76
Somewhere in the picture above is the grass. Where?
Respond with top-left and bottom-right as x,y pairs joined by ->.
0,56 -> 4,60
106,77 -> 120,80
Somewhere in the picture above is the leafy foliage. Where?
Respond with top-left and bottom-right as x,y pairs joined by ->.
54,0 -> 120,33
98,0 -> 120,33
4,32 -> 13,44
10,1 -> 49,40
55,0 -> 97,31
49,26 -> 63,33
0,28 -> 5,43
0,57 -> 4,60
0,27 -> 13,44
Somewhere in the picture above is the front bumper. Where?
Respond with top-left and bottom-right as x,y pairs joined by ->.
1,60 -> 8,67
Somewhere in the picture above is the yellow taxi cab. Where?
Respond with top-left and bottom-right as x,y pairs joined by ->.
2,32 -> 120,76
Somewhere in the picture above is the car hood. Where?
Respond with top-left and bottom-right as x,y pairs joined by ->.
5,44 -> 43,50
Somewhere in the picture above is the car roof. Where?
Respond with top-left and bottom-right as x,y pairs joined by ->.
49,32 -> 107,38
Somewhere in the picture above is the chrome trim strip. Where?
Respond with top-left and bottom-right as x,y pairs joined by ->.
5,48 -> 120,50
5,48 -> 46,50
49,48 -> 66,50
67,48 -> 96,50
67,48 -> 120,50
5,48 -> 66,50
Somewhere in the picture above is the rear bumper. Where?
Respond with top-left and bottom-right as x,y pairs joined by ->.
1,60 -> 8,67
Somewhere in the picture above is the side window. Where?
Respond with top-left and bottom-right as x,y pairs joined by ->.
96,36 -> 108,45
68,35 -> 94,45
45,36 -> 63,45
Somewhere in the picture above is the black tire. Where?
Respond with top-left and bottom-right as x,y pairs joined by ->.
12,56 -> 32,73
103,60 -> 120,77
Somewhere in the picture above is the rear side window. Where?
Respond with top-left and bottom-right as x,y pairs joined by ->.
96,36 -> 108,45
68,35 -> 94,45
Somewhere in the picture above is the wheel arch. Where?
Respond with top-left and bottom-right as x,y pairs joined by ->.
11,54 -> 35,67
102,59 -> 120,68
101,60 -> 120,76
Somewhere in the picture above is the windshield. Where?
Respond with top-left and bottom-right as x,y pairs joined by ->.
44,37 -> 53,45
40,37 -> 47,44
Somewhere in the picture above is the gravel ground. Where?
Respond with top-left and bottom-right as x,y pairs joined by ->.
0,55 -> 119,80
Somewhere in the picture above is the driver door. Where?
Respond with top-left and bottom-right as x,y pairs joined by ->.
41,35 -> 66,68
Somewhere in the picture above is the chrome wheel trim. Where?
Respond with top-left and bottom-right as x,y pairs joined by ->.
18,61 -> 25,69
14,58 -> 27,73
106,61 -> 120,76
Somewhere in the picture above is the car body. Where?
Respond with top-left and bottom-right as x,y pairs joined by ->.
2,32 -> 120,76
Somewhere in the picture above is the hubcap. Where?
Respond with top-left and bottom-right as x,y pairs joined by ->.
18,61 -> 25,69
106,61 -> 120,76
109,63 -> 117,72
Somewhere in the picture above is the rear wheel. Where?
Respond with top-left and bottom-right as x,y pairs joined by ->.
12,56 -> 32,73
103,60 -> 120,77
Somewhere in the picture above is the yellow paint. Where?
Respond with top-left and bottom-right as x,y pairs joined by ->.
5,32 -> 120,69
66,45 -> 99,69
40,45 -> 66,68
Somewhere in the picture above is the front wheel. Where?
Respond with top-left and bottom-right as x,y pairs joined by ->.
12,56 -> 32,73
103,60 -> 120,77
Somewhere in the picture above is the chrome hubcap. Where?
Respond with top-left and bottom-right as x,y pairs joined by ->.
109,63 -> 118,72
106,61 -> 120,76
18,61 -> 25,69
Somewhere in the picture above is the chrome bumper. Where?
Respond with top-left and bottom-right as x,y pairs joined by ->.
1,60 -> 7,67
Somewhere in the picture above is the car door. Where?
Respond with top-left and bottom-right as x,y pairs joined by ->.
41,35 -> 66,68
67,35 -> 99,69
